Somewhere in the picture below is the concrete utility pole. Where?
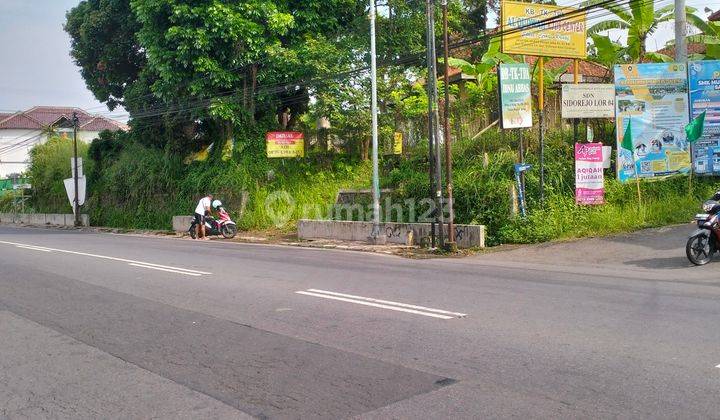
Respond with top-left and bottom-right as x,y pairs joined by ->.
441,0 -> 456,251
72,112 -> 80,227
368,0 -> 384,244
425,0 -> 445,249
674,0 -> 688,62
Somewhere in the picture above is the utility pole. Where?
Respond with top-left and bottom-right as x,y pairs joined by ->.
72,111 -> 80,226
674,0 -> 687,62
368,0 -> 384,244
441,0 -> 456,251
425,0 -> 445,249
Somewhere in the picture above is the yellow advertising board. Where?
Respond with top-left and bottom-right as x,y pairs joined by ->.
266,132 -> 304,158
393,132 -> 403,155
501,1 -> 587,59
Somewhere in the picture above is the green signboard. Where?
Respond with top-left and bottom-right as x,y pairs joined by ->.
498,63 -> 533,129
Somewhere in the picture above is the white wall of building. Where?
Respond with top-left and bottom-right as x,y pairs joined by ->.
0,129 -> 102,178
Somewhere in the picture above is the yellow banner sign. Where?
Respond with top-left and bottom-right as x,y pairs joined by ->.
393,132 -> 403,155
501,1 -> 587,59
266,132 -> 304,158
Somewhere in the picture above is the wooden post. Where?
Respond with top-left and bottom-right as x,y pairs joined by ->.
538,57 -> 545,202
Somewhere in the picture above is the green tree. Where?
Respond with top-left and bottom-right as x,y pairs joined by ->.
584,0 -> 702,62
65,0 -> 145,111
684,15 -> 720,60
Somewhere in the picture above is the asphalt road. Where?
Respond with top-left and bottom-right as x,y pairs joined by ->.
0,224 -> 719,419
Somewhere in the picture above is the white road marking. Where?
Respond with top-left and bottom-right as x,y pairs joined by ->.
296,290 -> 464,319
306,288 -> 467,317
15,245 -> 53,252
0,240 -> 211,276
716,364 -> 720,369
129,263 -> 202,276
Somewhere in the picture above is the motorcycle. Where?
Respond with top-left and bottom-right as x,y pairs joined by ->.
189,207 -> 238,239
686,192 -> 720,265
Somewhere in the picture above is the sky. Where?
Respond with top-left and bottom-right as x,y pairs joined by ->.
0,0 -> 108,115
0,0 -> 715,120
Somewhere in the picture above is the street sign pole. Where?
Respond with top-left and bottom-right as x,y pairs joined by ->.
368,0 -> 384,243
441,0 -> 456,251
72,112 -> 80,226
425,0 -> 445,249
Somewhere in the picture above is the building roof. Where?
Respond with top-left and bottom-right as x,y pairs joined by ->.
0,106 -> 128,131
709,10 -> 720,21
524,57 -> 608,78
648,42 -> 706,60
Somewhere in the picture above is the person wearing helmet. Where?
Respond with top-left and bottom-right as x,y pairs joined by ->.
212,199 -> 223,212
194,193 -> 213,240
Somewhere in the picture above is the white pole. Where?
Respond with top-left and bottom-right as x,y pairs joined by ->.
675,0 -> 687,62
369,0 -> 383,242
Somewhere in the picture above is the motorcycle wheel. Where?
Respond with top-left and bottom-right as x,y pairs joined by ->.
221,224 -> 238,239
686,231 -> 713,266
189,224 -> 197,239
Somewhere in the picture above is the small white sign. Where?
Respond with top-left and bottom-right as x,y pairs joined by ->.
561,84 -> 615,119
70,158 -> 83,178
64,177 -> 86,210
602,146 -> 612,169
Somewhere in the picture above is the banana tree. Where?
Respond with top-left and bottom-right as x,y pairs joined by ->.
582,0 -> 702,62
684,15 -> 720,60
445,37 -> 516,94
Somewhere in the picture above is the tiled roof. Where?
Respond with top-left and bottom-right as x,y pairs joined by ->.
0,106 -> 127,131
524,56 -> 608,78
648,43 -> 706,61
709,10 -> 720,21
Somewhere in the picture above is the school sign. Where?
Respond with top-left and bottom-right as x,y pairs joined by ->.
501,1 -> 587,59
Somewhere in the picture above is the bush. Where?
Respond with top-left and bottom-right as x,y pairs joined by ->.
27,136 -> 90,213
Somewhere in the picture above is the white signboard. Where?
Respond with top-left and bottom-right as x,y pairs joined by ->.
561,84 -> 615,119
64,177 -> 86,210
70,158 -> 83,178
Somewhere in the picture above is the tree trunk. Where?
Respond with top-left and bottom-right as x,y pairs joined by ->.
249,64 -> 257,123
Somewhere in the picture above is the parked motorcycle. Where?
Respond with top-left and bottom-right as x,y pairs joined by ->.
189,207 -> 238,239
686,192 -> 720,265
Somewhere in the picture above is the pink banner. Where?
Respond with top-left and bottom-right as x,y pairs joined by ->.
575,143 -> 605,205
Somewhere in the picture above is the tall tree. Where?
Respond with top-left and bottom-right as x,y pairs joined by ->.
584,0 -> 703,62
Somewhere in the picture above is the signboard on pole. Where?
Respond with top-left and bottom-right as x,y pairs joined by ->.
393,132 -> 403,155
561,84 -> 615,119
63,176 -> 86,209
70,157 -> 83,178
575,143 -> 604,205
501,1 -> 587,59
688,60 -> 720,175
614,63 -> 691,182
499,63 -> 533,129
266,132 -> 304,158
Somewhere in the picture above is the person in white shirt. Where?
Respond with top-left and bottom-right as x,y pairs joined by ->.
194,193 -> 213,240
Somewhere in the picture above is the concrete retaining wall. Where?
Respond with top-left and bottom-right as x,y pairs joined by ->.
172,215 -> 194,232
0,213 -> 89,227
297,220 -> 485,249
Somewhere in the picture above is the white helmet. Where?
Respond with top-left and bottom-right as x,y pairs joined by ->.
212,199 -> 223,209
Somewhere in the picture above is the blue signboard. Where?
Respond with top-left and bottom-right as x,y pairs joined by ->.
688,60 -> 720,175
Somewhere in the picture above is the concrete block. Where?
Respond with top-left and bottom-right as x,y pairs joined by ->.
28,214 -> 46,225
297,220 -> 485,249
173,216 -> 194,232
46,214 -> 64,225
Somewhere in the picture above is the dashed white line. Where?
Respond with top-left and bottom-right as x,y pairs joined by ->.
0,240 -> 211,276
15,245 -> 53,252
295,289 -> 466,319
307,288 -> 467,317
129,263 -> 203,276
716,364 -> 720,369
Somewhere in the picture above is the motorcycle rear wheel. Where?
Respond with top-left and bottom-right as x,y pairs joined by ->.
221,224 -> 238,239
189,224 -> 197,239
686,231 -> 713,266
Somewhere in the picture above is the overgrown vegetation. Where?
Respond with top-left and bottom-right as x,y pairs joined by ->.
27,128 -> 717,245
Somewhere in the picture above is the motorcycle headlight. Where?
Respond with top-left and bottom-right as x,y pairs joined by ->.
703,202 -> 714,212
